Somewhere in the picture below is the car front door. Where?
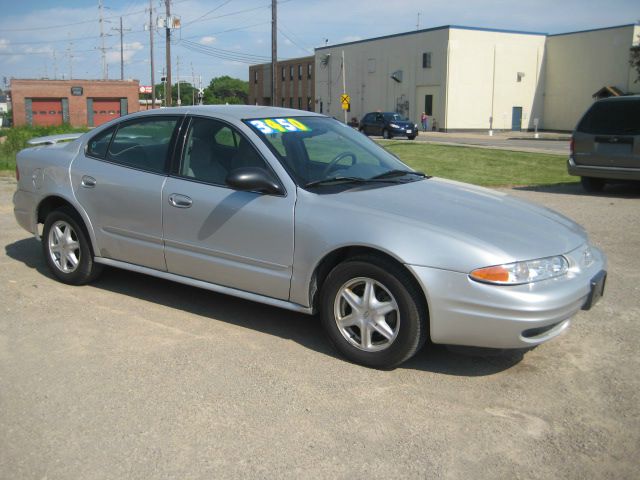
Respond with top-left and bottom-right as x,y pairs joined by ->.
374,113 -> 385,135
161,116 -> 295,300
71,115 -> 182,271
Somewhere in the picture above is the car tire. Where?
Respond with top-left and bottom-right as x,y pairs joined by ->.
42,207 -> 102,285
359,127 -> 368,136
581,176 -> 606,193
408,135 -> 416,140
382,129 -> 391,139
320,255 -> 428,369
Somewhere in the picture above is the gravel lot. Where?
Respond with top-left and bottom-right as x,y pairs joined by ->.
1,176 -> 638,479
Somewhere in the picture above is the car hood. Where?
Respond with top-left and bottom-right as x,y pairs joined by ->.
300,178 -> 587,271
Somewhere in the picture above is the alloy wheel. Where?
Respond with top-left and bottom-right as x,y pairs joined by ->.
334,277 -> 400,352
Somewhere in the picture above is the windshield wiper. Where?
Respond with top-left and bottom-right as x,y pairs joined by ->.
371,169 -> 428,180
305,176 -> 399,188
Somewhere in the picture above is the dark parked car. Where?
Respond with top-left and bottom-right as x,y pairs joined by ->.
359,112 -> 417,140
569,95 -> 640,192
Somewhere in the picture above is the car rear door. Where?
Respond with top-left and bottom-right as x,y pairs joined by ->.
71,115 -> 183,271
161,116 -> 296,300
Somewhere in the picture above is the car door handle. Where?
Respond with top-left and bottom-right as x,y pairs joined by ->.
81,175 -> 97,188
168,193 -> 193,208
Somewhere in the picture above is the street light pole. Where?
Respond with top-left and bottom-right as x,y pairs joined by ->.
165,0 -> 172,106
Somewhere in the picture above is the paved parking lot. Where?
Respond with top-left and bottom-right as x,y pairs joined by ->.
1,177 -> 639,479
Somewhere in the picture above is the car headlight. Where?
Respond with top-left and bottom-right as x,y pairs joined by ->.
470,255 -> 569,285
389,123 -> 400,128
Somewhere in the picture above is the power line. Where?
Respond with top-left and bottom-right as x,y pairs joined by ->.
178,39 -> 271,62
182,0 -> 234,28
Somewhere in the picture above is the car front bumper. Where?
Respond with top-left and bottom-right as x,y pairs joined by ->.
568,157 -> 640,181
407,243 -> 607,349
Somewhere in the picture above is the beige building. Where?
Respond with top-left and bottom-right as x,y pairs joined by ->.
544,24 -> 640,130
313,23 -> 639,131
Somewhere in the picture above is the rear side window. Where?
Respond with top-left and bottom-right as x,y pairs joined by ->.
106,117 -> 179,173
577,100 -> 640,135
87,127 -> 115,158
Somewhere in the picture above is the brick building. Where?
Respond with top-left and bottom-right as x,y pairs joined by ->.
248,56 -> 314,111
10,79 -> 140,128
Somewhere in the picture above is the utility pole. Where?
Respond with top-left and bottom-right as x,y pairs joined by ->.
66,38 -> 74,79
53,50 -> 58,79
148,0 -> 156,109
112,17 -> 131,80
176,55 -> 181,105
271,0 -> 277,106
191,61 -> 195,105
98,0 -> 108,79
165,0 -> 172,106
341,50 -> 347,123
416,12 -> 421,30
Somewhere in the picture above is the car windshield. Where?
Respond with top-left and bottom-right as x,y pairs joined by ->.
383,113 -> 408,122
245,116 -> 423,187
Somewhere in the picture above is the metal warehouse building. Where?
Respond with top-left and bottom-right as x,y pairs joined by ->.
313,23 -> 640,131
10,79 -> 140,128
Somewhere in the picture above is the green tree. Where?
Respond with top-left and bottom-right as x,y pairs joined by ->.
630,34 -> 640,83
203,76 -> 248,105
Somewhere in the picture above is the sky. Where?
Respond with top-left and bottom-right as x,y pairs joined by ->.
0,0 -> 638,88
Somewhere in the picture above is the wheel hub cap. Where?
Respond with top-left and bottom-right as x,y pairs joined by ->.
48,220 -> 81,274
334,277 -> 400,352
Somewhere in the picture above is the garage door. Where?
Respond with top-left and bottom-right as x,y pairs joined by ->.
92,99 -> 122,127
31,99 -> 63,126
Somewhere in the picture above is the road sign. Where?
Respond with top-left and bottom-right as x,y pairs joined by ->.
340,94 -> 350,105
341,102 -> 350,111
139,86 -> 152,94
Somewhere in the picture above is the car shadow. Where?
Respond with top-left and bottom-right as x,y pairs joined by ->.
513,180 -> 640,198
5,237 -> 524,377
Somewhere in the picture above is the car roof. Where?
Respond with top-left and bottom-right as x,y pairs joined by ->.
597,95 -> 640,103
125,105 -> 323,121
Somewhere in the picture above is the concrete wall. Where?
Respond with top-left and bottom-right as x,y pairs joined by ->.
543,25 -> 640,131
11,79 -> 140,127
446,29 -> 546,130
315,28 -> 449,127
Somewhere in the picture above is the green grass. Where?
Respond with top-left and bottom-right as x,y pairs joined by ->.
0,126 -> 576,188
380,140 -> 576,187
0,125 -> 89,171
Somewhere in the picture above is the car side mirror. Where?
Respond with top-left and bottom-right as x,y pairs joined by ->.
225,167 -> 284,195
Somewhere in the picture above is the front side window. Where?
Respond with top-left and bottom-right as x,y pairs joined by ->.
246,117 -> 420,187
180,117 -> 268,186
87,126 -> 116,158
105,117 -> 179,173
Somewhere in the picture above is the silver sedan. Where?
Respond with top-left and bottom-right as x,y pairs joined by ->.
13,106 -> 607,368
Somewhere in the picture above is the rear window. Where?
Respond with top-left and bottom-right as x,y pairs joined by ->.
577,99 -> 640,135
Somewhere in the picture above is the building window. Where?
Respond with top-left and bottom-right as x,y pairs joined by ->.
422,52 -> 432,69
290,66 -> 294,80
289,97 -> 293,108
281,98 -> 285,107
307,96 -> 312,111
297,97 -> 302,109
254,71 -> 258,84
307,64 -> 312,79
298,65 -> 302,80
282,67 -> 285,81
517,72 -> 525,82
